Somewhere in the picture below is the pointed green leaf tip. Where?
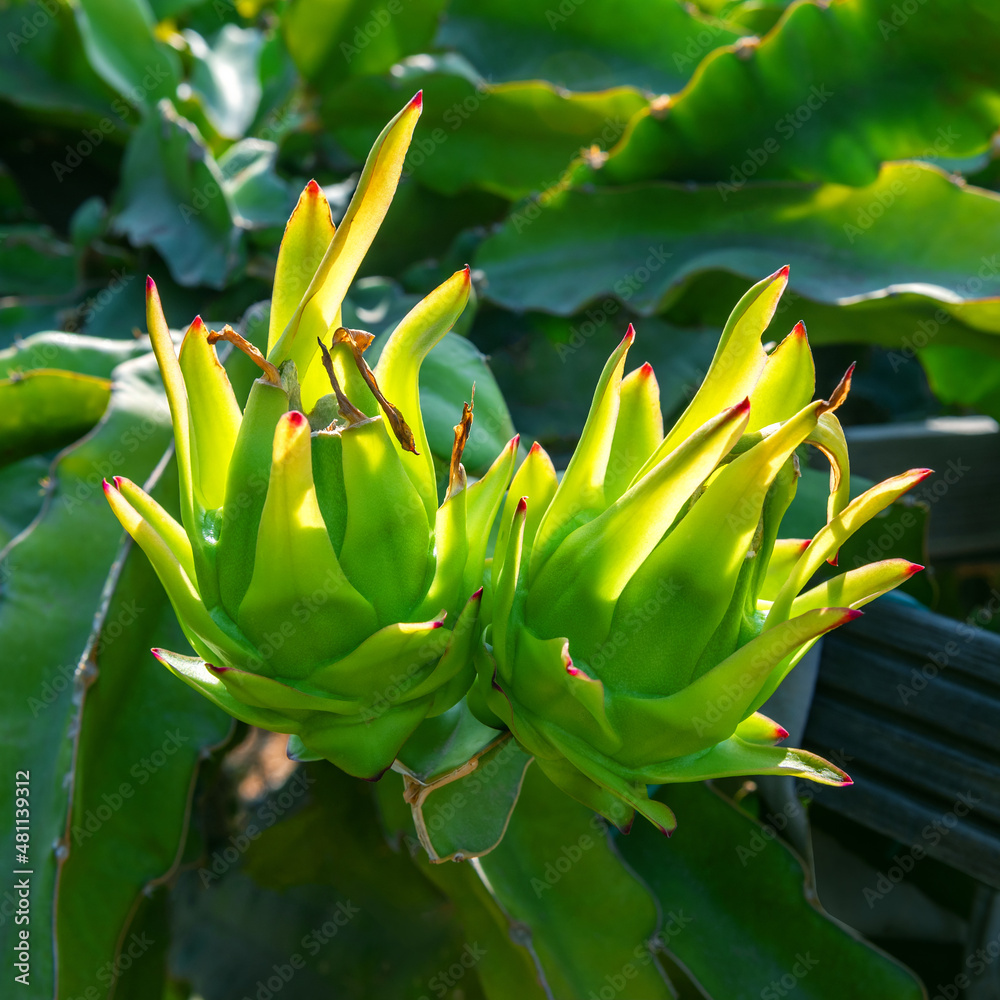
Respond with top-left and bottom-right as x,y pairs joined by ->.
474,271 -> 924,832
268,92 -> 424,376
374,266 -> 473,518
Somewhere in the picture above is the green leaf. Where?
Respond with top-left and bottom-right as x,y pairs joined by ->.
74,0 -> 180,110
415,332 -> 518,476
436,0 -> 745,94
474,765 -> 675,997
376,770 -> 553,1000
115,101 -> 245,288
0,370 -> 111,467
396,711 -> 534,863
0,352 -> 174,997
0,456 -> 49,549
0,225 -> 77,297
173,762 -> 491,999
54,457 -> 232,999
0,4 -> 119,125
918,343 -> 1000,421
478,163 -> 1000,324
218,139 -> 298,229
408,739 -> 532,863
283,0 -> 446,90
588,0 -> 1000,186
321,55 -> 649,199
184,25 -> 263,139
395,702 -> 501,782
616,782 -> 926,1000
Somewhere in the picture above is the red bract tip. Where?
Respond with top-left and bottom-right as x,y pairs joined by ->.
286,411 -> 307,427
113,476 -> 123,490
840,775 -> 854,787
516,496 -> 528,514
305,178 -> 321,196
843,609 -> 864,623
528,441 -> 543,455
146,276 -> 155,293
775,725 -> 789,740
733,397 -> 751,415
638,362 -> 654,378
430,620 -> 444,630
566,665 -> 580,676
409,90 -> 423,109
102,478 -> 112,494
207,663 -> 229,674
623,323 -> 636,345
776,264 -> 790,279
791,321 -> 807,338
844,361 -> 857,379
471,587 -> 484,601
908,563 -> 926,576
150,648 -> 163,661
799,539 -> 811,552
509,434 -> 521,450
913,468 -> 934,481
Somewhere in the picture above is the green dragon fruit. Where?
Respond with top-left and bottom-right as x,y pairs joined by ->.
472,267 -> 928,833
105,94 -> 517,778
